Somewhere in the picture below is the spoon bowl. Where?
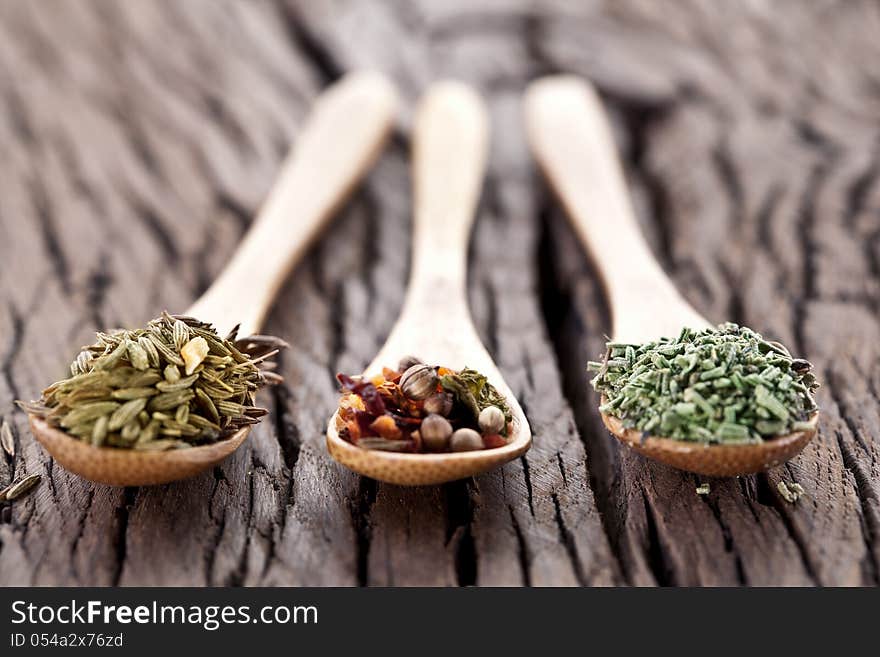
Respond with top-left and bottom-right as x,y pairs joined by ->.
327,403 -> 530,486
327,339 -> 531,485
600,402 -> 818,477
525,75 -> 819,476
30,417 -> 249,486
326,81 -> 531,485
27,71 -> 398,487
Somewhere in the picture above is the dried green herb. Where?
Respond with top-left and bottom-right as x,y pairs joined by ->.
20,312 -> 287,451
587,323 -> 818,444
440,368 -> 512,435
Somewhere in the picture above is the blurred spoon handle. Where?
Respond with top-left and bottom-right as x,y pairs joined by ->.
188,71 -> 398,336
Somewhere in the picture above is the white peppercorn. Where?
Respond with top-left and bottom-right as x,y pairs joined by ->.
450,428 -> 483,452
421,414 -> 453,451
478,406 -> 506,434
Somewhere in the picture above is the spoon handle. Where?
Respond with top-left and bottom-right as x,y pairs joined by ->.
406,81 -> 490,324
366,81 -> 490,373
187,71 -> 398,336
525,75 -> 709,343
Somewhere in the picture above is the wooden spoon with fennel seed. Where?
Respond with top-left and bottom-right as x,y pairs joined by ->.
525,76 -> 818,476
25,71 -> 399,486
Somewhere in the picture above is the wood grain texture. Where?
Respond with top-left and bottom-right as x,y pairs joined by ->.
0,0 -> 877,586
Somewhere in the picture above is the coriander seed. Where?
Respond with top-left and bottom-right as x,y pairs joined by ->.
421,414 -> 453,451
450,428 -> 483,452
400,364 -> 439,400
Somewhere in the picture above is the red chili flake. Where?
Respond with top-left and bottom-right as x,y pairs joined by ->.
369,415 -> 403,440
388,412 -> 422,427
382,367 -> 402,382
345,420 -> 361,441
337,373 -> 361,391
482,433 -> 507,449
337,375 -> 386,414
355,411 -> 377,434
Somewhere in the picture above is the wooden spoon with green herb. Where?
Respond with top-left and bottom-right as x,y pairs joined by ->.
325,81 -> 532,485
26,71 -> 398,486
525,76 -> 818,476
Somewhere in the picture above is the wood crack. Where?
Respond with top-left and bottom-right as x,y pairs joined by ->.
825,373 -> 880,584
536,204 -> 627,578
353,477 -> 376,587
86,252 -> 113,330
519,455 -> 535,517
272,383 -> 301,475
444,480 -> 477,586
551,492 -> 587,586
226,453 -> 258,586
70,487 -> 95,579
30,177 -> 71,294
843,145 -> 879,232
260,381 -> 299,578
641,491 -> 672,586
792,153 -> 835,357
204,466 -> 229,586
754,472 -> 819,584
111,488 -> 137,586
2,303 -> 24,404
833,428 -> 880,585
275,0 -> 342,83
756,183 -> 784,262
701,495 -> 747,585
508,504 -> 532,586
130,201 -> 180,266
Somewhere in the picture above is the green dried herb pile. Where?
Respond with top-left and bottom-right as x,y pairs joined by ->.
587,323 -> 818,444
21,313 -> 286,451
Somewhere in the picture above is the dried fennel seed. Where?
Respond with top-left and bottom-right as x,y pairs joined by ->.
588,323 -> 819,444
0,474 -> 41,503
1,420 -> 15,457
19,312 -> 287,451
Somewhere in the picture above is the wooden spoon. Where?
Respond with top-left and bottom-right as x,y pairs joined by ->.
524,75 -> 817,476
326,81 -> 532,486
28,71 -> 399,487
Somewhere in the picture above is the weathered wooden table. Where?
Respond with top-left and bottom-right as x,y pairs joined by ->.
1,1 -> 878,586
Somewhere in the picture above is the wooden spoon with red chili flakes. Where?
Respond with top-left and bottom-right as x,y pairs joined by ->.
333,361 -> 514,454
325,82 -> 532,486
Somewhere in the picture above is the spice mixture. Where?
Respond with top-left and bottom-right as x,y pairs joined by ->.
21,312 -> 286,450
588,323 -> 818,444
335,358 -> 513,453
